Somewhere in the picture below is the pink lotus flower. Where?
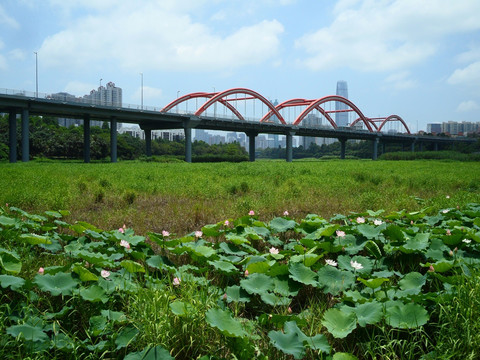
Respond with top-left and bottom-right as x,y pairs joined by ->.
356,217 -> 365,223
248,210 -> 255,216
162,230 -> 170,237
5,203 -> 8,207
269,247 -> 279,255
446,229 -> 451,236
373,219 -> 383,226
288,307 -> 292,314
173,277 -> 181,286
350,260 -> 363,270
325,259 -> 338,267
449,250 -> 454,256
195,230 -> 203,238
428,265 -> 435,272
244,269 -> 249,276
120,239 -> 130,249
38,267 -> 44,274
101,270 -> 110,278
463,239 -> 472,244
224,220 -> 230,226
442,209 -> 449,214
118,227 -> 124,234
336,230 -> 346,238
223,293 -> 227,300
283,210 -> 289,216
446,195 -> 450,199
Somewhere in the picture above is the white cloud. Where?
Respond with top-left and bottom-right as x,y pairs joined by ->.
0,5 -> 19,28
385,71 -> 417,90
8,49 -> 25,61
39,2 -> 284,72
448,61 -> 480,86
457,100 -> 479,112
456,44 -> 480,64
295,0 -> 480,72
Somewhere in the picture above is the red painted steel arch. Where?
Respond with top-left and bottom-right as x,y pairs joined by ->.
377,115 -> 411,134
194,88 -> 286,124
260,98 -> 338,128
350,117 -> 379,131
294,95 -> 374,132
161,92 -> 244,120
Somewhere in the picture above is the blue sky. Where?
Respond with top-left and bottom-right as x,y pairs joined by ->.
1,0 -> 480,132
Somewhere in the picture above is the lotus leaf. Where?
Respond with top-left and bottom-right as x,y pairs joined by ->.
7,324 -> 49,342
208,260 -> 237,274
240,273 -> 274,295
72,264 -> 98,281
352,301 -> 383,326
205,308 -> 247,338
357,277 -> 389,289
289,253 -> 321,267
219,242 -> 247,256
261,292 -> 291,306
274,277 -> 301,297
398,272 -> 426,295
120,260 -> 145,273
0,248 -> 22,274
80,285 -> 108,303
317,266 -> 355,295
269,217 -> 297,233
333,353 -> 359,360
34,272 -> 79,296
101,310 -> 127,323
357,224 -> 383,239
124,345 -> 174,360
89,315 -> 108,336
115,326 -> 139,349
322,308 -> 357,338
385,301 -> 429,328
288,262 -> 318,286
246,260 -> 271,274
19,233 -> 52,245
170,300 -> 194,316
225,285 -> 251,303
0,274 -> 25,291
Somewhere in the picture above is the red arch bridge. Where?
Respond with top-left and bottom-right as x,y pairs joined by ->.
0,88 -> 475,163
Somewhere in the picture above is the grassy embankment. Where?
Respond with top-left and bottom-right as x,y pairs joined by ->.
0,159 -> 479,235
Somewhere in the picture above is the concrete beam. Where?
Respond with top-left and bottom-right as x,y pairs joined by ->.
339,138 -> 346,159
184,123 -> 192,163
372,137 -> 379,160
247,132 -> 257,162
286,132 -> 293,162
145,129 -> 152,157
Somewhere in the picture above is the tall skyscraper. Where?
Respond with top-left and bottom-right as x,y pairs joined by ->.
335,81 -> 348,127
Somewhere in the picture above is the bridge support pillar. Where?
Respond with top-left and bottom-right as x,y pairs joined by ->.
184,122 -> 192,163
372,137 -> 379,160
83,115 -> 91,163
286,132 -> 293,162
247,132 -> 257,162
8,109 -> 17,163
21,109 -> 29,162
339,138 -> 346,159
110,117 -> 118,163
382,142 -> 386,155
145,129 -> 152,157
434,142 -> 438,151
419,142 -> 423,152
411,142 -> 415,152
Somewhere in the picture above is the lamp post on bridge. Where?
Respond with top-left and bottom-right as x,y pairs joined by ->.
140,73 -> 144,110
34,51 -> 38,98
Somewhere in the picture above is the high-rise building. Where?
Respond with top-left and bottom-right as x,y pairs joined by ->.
83,82 -> 122,107
335,81 -> 348,127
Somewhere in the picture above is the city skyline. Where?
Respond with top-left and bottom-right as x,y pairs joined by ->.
1,1 -> 480,132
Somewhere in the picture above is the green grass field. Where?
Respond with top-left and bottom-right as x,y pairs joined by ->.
0,160 -> 479,235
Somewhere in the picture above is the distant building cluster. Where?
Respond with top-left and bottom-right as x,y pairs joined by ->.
51,82 -> 123,128
427,121 -> 480,135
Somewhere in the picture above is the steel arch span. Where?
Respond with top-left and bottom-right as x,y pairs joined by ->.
260,98 -> 338,129
377,115 -> 411,134
161,92 -> 245,121
194,88 -> 287,124
350,117 -> 379,131
293,95 -> 374,132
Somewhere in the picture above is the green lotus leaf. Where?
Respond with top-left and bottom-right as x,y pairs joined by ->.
44,210 -> 63,218
289,254 -> 321,267
364,240 -> 382,259
226,234 -> 250,245
322,308 -> 357,338
19,233 -> 52,245
0,274 -> 25,291
115,326 -> 139,349
284,321 -> 331,353
76,250 -> 114,267
7,324 -> 49,342
34,272 -> 79,296
352,301 -> 383,327
0,248 -> 22,274
219,242 -> 248,256
89,315 -> 108,336
80,285 -> 108,303
208,260 -> 237,274
72,264 -> 98,282
120,260 -> 145,273
201,223 -> 221,237
246,260 -> 271,274
383,224 -> 406,242
225,285 -> 250,303
398,272 -> 426,295
288,262 -> 318,286
357,224 -> 383,239
274,277 -> 301,297
240,273 -> 274,295
124,345 -> 174,360
101,310 -> 127,323
52,333 -> 75,350
432,260 -> 454,273
0,215 -> 17,228
333,353 -> 359,360
357,277 -> 389,289
337,255 -> 373,275
169,300 -> 194,316
317,266 -> 355,295
268,326 -> 306,359
268,263 -> 289,277
385,302 -> 429,329
205,308 -> 247,338
401,233 -> 429,253
269,217 -> 297,233
260,292 -> 291,306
